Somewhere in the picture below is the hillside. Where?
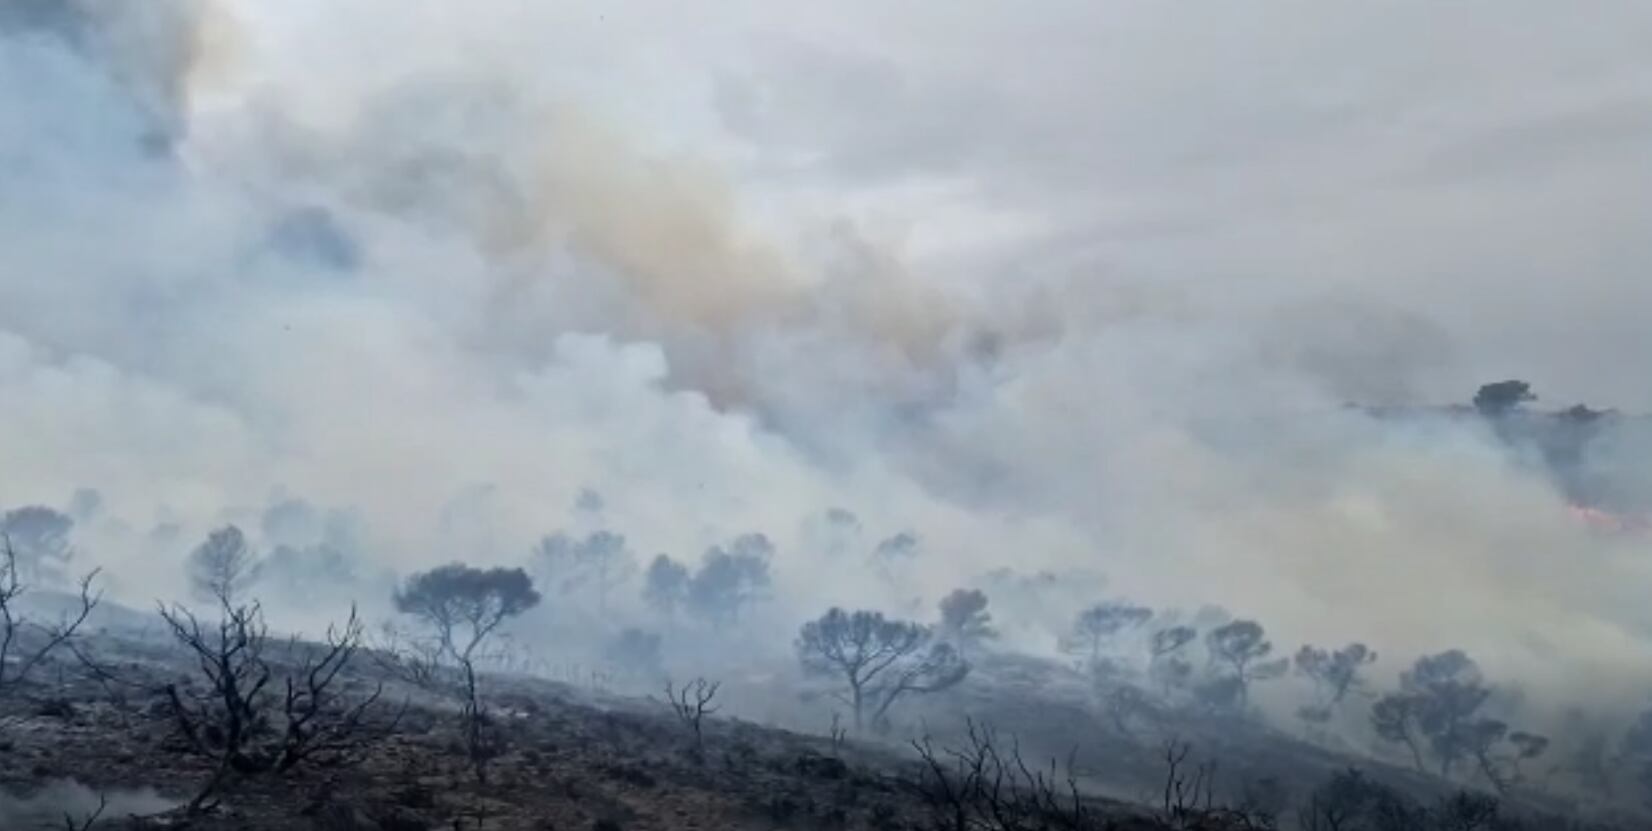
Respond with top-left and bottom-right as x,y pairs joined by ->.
0,621 -> 1638,831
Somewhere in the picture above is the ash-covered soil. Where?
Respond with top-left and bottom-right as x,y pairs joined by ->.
1,615 -> 1637,831
0,628 -> 1176,831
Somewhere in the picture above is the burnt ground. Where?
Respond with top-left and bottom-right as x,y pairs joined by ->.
0,627 -> 1184,831
0,618 -> 1640,831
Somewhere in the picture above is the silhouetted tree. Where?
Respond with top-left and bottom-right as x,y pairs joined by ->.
1205,620 -> 1286,707
1101,683 -> 1160,738
797,607 -> 968,730
1,505 -> 74,586
1621,705 -> 1652,760
259,497 -> 362,550
67,488 -> 102,522
1371,693 -> 1429,773
260,543 -> 360,601
643,554 -> 690,617
1507,730 -> 1550,781
1561,403 -> 1606,423
1299,769 -> 1427,831
1462,718 -> 1513,792
685,534 -> 772,627
1461,720 -> 1548,794
1617,705 -> 1652,805
393,563 -> 540,664
1432,791 -> 1501,829
604,628 -> 663,678
1411,651 -> 1492,779
533,530 -> 635,613
1148,625 -> 1197,697
1473,380 -> 1535,416
1151,625 -> 1198,657
186,525 -> 261,606
1396,650 -> 1493,779
1295,642 -> 1377,723
663,677 -> 719,755
814,508 -> 862,558
937,588 -> 996,655
394,565 -> 535,788
574,487 -> 605,515
1062,602 -> 1152,663
873,531 -> 919,563
1192,675 -> 1245,713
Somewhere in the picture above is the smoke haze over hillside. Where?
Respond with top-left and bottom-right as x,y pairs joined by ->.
3,0 -> 1652,719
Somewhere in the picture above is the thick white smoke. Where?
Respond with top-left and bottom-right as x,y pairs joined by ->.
2,0 -> 1651,721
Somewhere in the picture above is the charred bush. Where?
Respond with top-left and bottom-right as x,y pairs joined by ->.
159,599 -> 397,813
910,720 -> 1100,831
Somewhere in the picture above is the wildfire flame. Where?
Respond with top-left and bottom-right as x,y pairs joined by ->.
1567,504 -> 1650,535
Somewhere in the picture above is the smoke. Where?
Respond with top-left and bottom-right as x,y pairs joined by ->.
2,0 -> 1651,726
0,779 -> 177,828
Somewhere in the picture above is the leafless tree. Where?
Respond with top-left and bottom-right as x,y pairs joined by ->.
1159,738 -> 1221,826
0,538 -> 100,705
160,598 -> 395,813
911,724 -> 1277,831
278,607 -> 397,770
663,677 -> 720,755
910,719 -> 1097,831
159,598 -> 272,813
367,622 -> 451,691
457,655 -> 504,786
60,791 -> 106,831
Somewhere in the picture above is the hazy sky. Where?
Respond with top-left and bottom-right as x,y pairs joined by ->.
3,0 -> 1652,707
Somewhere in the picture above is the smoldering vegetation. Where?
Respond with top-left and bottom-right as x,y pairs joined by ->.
6,1 -> 1652,829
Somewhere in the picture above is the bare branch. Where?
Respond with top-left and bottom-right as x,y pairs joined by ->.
61,790 -> 107,831
662,676 -> 720,757
159,598 -> 395,813
0,538 -> 101,701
